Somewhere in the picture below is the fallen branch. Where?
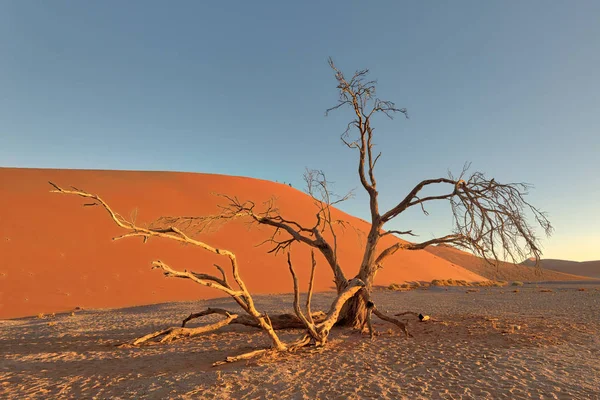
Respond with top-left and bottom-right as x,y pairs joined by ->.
51,182 -> 289,357
52,182 -> 368,365
373,307 -> 412,338
213,349 -> 271,367
129,312 -> 239,346
366,306 -> 375,339
287,252 -> 320,341
181,308 -> 327,330
357,293 -> 414,338
394,311 -> 420,318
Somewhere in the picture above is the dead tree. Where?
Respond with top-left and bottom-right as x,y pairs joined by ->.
160,58 -> 553,329
50,59 -> 553,338
154,168 -> 413,335
324,58 -> 551,327
49,182 -> 365,365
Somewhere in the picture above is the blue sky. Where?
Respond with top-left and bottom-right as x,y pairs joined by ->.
1,1 -> 599,261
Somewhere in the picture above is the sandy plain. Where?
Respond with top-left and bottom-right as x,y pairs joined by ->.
2,282 -> 599,399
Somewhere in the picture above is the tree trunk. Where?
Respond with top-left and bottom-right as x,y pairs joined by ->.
336,267 -> 376,328
336,223 -> 381,328
336,290 -> 369,328
338,229 -> 379,329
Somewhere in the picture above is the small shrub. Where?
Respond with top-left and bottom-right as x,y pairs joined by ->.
473,280 -> 507,287
388,283 -> 401,290
432,279 -> 485,287
539,289 -> 553,293
577,288 -> 586,292
512,281 -> 524,286
37,313 -> 46,319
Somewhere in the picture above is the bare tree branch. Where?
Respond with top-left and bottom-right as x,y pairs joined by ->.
287,252 -> 320,341
381,229 -> 417,237
326,57 -> 407,226
164,175 -> 352,292
322,60 -> 553,329
50,182 -> 288,352
180,308 -> 327,330
372,166 -> 553,270
380,178 -> 457,223
129,312 -> 239,346
317,278 -> 366,340
152,260 -> 242,297
306,250 -> 317,325
375,234 -> 465,268
49,57 -> 555,344
52,181 -> 372,362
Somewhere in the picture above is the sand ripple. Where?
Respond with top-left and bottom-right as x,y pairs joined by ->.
1,284 -> 599,399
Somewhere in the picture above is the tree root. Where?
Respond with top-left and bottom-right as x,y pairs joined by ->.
181,307 -> 326,330
287,334 -> 313,352
366,308 -> 375,339
128,304 -> 416,348
124,308 -> 328,347
213,348 -> 272,366
394,311 -> 420,318
124,312 -> 239,346
373,308 -> 412,338
363,304 -> 415,339
212,334 -> 315,367
123,310 -> 323,367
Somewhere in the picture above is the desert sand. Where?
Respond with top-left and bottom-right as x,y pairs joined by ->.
3,167 -> 598,399
2,283 -> 599,399
1,167 -> 486,319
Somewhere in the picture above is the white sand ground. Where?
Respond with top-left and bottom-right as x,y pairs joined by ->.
2,283 -> 599,399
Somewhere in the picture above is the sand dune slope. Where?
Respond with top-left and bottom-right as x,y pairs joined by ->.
426,244 -> 591,282
521,258 -> 600,279
0,168 -> 484,319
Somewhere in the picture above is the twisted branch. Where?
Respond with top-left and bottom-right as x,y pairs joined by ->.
52,182 -> 370,364
50,182 -> 286,352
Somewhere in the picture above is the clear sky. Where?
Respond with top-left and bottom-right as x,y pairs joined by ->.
1,1 -> 599,261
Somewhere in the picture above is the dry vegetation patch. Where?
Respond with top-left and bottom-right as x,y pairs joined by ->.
388,279 -> 514,290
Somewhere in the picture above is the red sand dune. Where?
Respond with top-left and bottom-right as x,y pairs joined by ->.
0,168 -> 484,319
